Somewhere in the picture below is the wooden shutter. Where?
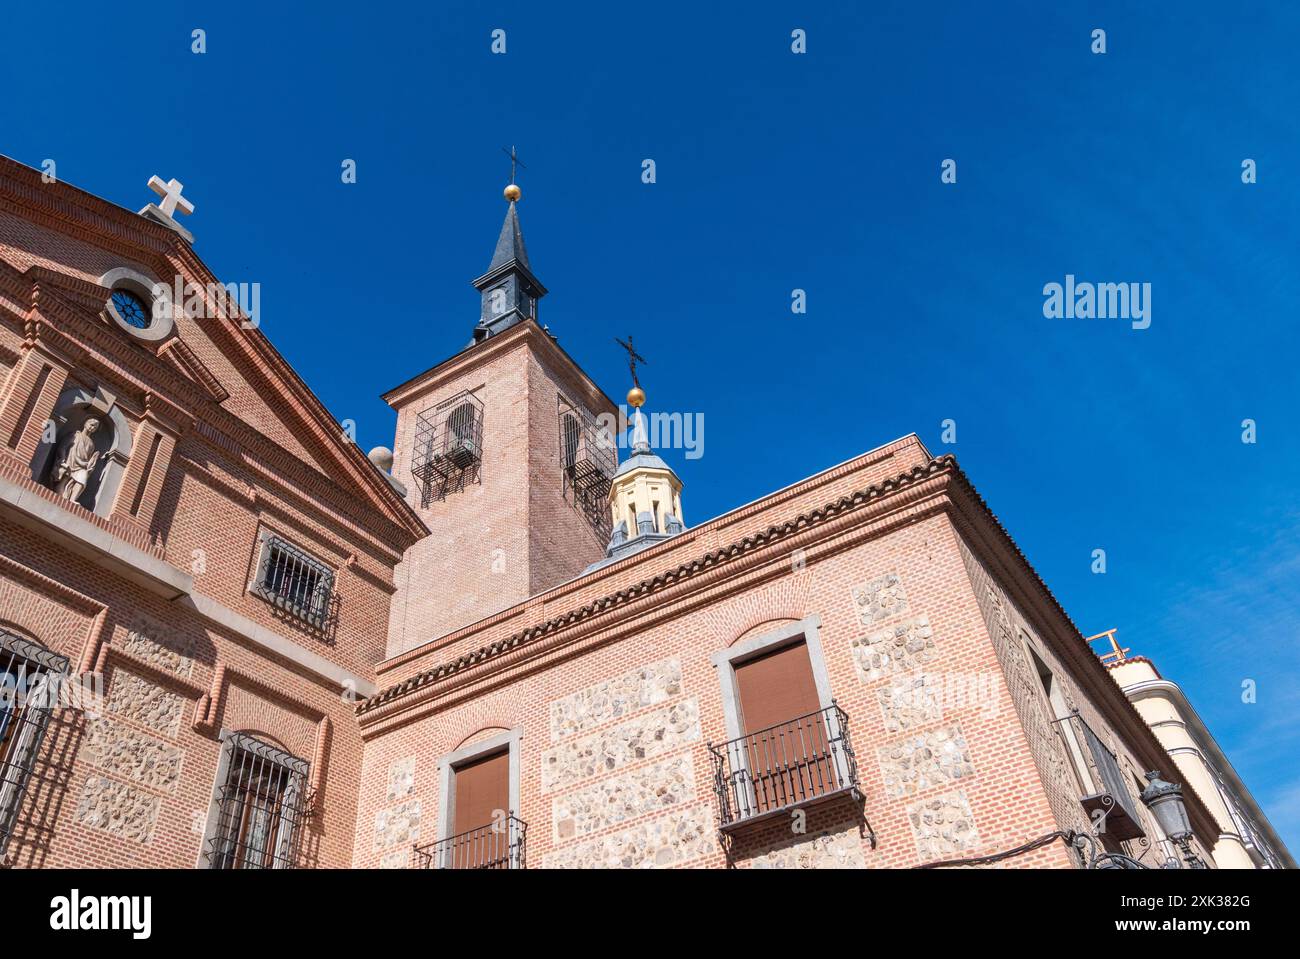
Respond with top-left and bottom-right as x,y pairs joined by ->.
735,641 -> 821,733
451,749 -> 510,867
733,640 -> 835,814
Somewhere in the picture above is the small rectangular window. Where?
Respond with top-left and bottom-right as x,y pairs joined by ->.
206,733 -> 310,870
252,534 -> 336,628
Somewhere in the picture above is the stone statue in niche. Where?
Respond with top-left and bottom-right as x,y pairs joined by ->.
49,417 -> 102,502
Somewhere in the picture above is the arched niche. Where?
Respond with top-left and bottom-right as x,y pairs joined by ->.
29,386 -> 134,516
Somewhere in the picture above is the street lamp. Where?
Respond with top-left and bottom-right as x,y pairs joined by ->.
1140,769 -> 1206,869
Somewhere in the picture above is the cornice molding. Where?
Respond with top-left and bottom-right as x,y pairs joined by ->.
358,456 -> 954,719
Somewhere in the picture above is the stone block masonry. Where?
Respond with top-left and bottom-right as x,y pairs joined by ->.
541,698 -> 701,793
75,776 -> 161,844
374,799 -> 421,851
851,616 -> 937,682
80,716 -> 184,793
552,754 -> 695,841
106,669 -> 186,737
851,572 -> 910,625
907,790 -> 980,859
541,805 -> 715,869
877,724 -> 977,798
549,657 -> 682,740
744,820 -> 868,869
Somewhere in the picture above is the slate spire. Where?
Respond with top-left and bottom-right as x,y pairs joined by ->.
471,183 -> 546,343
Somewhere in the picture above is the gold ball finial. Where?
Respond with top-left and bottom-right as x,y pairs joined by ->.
503,183 -> 521,202
627,387 -> 646,408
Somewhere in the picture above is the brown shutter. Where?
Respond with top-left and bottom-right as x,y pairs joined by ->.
733,640 -> 835,813
451,749 -> 510,867
734,640 -> 821,734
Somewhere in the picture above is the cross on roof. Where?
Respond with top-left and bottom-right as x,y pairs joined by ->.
146,175 -> 195,219
614,335 -> 647,388
501,145 -> 525,184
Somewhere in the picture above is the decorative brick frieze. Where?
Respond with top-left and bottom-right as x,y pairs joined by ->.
877,672 -> 943,733
907,790 -> 980,860
552,754 -> 695,842
541,698 -> 700,793
878,724 -> 976,798
851,616 -> 936,682
80,716 -> 184,792
386,755 -> 415,801
74,776 -> 161,843
745,823 -> 868,869
548,658 -> 683,740
119,627 -> 196,680
106,670 -> 185,738
374,799 -> 421,850
850,572 -> 909,625
541,805 -> 714,869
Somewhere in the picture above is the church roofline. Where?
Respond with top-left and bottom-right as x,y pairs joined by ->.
0,153 -> 185,253
357,443 -> 1224,850
381,316 -> 617,413
360,443 -> 942,715
0,154 -> 429,544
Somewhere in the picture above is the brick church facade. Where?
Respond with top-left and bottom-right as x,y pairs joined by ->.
0,155 -> 1269,869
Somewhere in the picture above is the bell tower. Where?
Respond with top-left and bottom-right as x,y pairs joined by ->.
471,198 -> 546,341
383,168 -> 617,656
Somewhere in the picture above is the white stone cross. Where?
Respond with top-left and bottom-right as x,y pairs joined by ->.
146,176 -> 195,219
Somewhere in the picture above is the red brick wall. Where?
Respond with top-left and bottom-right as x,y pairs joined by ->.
384,329 -> 613,656
0,162 -> 416,870
354,464 -> 1091,869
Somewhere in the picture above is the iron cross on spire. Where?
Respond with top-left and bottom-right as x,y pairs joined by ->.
615,335 -> 647,388
502,145 -> 525,183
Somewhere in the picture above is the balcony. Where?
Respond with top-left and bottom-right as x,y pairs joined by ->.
708,703 -> 861,832
412,815 -> 527,869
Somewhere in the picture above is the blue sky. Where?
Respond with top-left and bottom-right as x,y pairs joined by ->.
3,2 -> 1297,854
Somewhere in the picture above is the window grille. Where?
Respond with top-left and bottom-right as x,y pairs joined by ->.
557,399 -> 615,537
0,631 -> 69,859
252,534 -> 336,629
206,733 -> 311,870
411,390 -> 484,505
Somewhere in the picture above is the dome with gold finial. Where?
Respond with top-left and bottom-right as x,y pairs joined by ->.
584,354 -> 686,572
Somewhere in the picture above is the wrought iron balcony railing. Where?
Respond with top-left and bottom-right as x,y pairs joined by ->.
708,702 -> 861,831
412,814 -> 527,869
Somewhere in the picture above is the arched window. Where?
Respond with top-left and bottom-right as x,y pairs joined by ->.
204,732 -> 310,870
561,412 -> 580,470
445,402 -> 480,467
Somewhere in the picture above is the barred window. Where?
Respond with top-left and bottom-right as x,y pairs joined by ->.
0,631 -> 69,859
205,733 -> 310,870
251,532 -> 335,627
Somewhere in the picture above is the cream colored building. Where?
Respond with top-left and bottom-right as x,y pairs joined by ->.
1095,631 -> 1294,869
